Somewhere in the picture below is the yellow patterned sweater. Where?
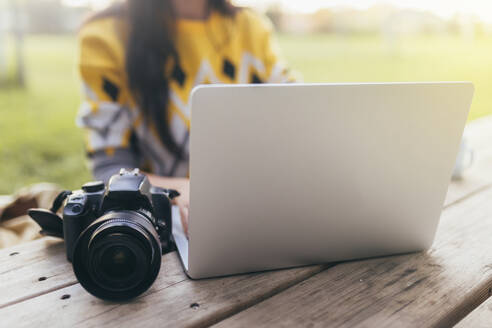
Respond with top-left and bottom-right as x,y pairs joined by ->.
77,9 -> 294,181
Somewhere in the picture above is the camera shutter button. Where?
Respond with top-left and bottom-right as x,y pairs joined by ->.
82,181 -> 105,193
71,204 -> 83,214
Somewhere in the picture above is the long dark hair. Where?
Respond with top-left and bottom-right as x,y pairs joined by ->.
125,0 -> 236,157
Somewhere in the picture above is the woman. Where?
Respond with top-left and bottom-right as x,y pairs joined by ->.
77,0 -> 294,233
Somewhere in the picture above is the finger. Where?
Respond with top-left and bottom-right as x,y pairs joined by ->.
179,206 -> 189,239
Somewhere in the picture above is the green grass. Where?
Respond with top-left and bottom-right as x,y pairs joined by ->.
280,34 -> 492,119
0,36 -> 91,194
0,34 -> 491,194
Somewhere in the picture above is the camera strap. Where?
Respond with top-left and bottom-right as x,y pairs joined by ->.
50,190 -> 72,213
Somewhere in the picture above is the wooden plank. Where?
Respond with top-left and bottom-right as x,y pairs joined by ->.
0,174 -> 479,328
0,144 -> 485,310
445,173 -> 491,208
0,252 -> 326,328
444,116 -> 492,206
0,176 -> 483,323
0,116 -> 489,325
465,116 -> 492,152
213,185 -> 492,328
0,237 -> 76,308
444,147 -> 492,206
456,296 -> 492,328
0,180 -> 487,327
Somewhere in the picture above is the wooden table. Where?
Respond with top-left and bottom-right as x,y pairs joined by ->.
1,116 -> 492,328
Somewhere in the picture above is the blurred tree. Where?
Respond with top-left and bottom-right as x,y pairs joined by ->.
23,0 -> 89,34
447,15 -> 461,36
0,0 -> 25,87
0,0 -> 8,83
474,20 -> 485,38
312,9 -> 333,33
265,3 -> 283,31
0,30 -> 6,83
24,0 -> 65,34
11,0 -> 25,86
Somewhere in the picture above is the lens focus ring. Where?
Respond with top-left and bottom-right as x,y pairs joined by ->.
72,211 -> 162,300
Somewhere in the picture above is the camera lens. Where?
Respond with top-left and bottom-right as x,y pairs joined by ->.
101,245 -> 136,279
72,211 -> 162,300
88,232 -> 149,292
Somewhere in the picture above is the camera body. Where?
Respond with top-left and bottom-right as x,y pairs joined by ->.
29,168 -> 178,300
63,169 -> 174,262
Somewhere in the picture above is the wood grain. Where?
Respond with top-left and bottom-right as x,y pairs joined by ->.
213,186 -> 492,328
456,296 -> 492,328
0,116 -> 490,326
0,179 -> 486,327
0,176 -> 484,325
0,251 -> 326,328
0,237 -> 76,308
0,163 -> 482,309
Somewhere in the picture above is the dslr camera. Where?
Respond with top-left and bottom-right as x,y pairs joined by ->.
29,169 -> 179,300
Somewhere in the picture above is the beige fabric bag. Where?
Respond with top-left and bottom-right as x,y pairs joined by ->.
0,184 -> 60,249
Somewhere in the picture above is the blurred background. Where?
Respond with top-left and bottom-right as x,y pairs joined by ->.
0,0 -> 491,194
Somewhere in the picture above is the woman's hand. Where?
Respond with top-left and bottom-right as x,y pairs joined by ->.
145,174 -> 190,238
173,180 -> 189,238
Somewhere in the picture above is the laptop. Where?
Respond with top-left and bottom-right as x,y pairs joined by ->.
172,82 -> 474,279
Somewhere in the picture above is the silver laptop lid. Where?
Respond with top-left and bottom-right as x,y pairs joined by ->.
183,83 -> 473,279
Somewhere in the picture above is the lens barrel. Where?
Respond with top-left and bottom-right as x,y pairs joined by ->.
72,210 -> 162,300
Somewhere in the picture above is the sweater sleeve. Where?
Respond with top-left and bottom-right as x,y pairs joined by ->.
76,18 -> 140,180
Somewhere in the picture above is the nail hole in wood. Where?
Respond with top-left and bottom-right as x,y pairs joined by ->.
9,252 -> 19,256
61,294 -> 71,300
38,277 -> 47,281
190,302 -> 200,309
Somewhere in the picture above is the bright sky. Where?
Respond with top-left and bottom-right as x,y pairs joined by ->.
63,0 -> 492,23
233,0 -> 492,22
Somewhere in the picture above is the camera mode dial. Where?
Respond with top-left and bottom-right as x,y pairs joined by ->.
82,181 -> 105,193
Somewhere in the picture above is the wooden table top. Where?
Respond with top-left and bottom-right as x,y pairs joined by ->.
1,116 -> 492,328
